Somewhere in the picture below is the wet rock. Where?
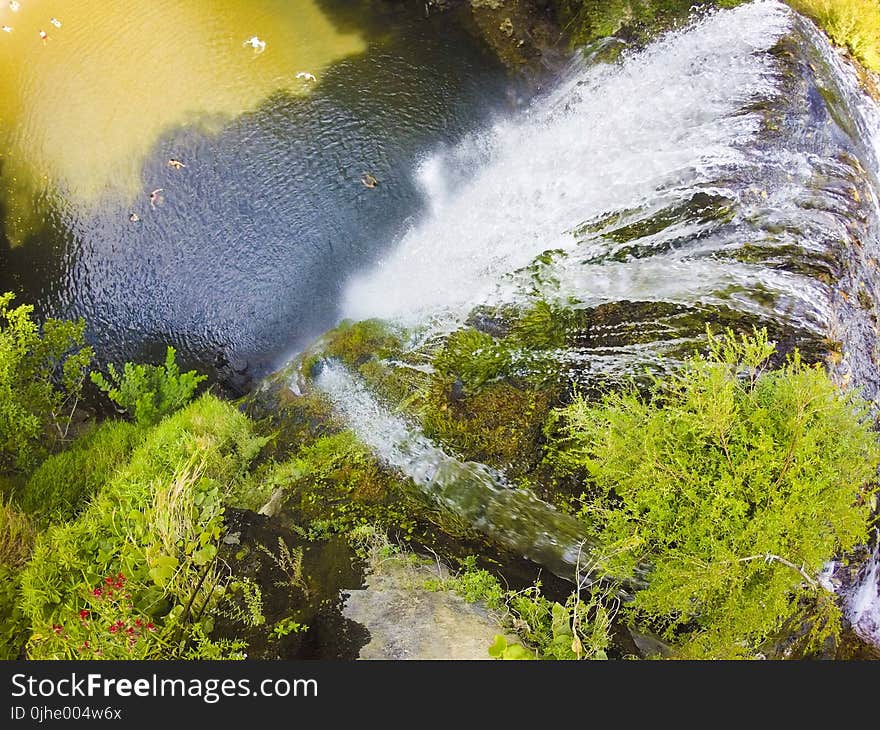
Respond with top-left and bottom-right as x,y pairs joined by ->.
343,558 -> 506,659
466,0 -> 571,79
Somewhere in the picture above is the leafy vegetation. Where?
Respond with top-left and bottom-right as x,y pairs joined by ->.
425,552 -> 617,660
0,292 -> 93,472
548,329 -> 879,658
19,420 -> 144,524
788,0 -> 880,71
90,346 -> 206,427
19,395 -> 266,659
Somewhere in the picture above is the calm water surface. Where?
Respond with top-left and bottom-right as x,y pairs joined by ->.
0,0 -> 513,381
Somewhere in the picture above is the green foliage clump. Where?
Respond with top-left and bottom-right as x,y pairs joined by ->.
0,292 -> 93,472
90,346 -> 206,426
425,553 -> 615,660
548,329 -> 879,658
18,394 -> 266,659
788,0 -> 880,71
20,420 -> 144,524
504,583 -> 617,660
426,555 -> 506,609
265,431 -> 416,538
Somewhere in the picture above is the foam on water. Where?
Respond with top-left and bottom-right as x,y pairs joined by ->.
327,0 -> 880,644
342,1 -> 795,325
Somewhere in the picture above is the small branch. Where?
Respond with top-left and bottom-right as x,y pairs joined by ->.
737,553 -> 818,589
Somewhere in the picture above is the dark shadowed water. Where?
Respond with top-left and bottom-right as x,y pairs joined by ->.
0,0 -> 514,384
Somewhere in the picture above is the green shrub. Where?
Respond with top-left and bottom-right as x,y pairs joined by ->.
19,394 -> 265,659
0,292 -> 93,472
20,420 -> 144,524
426,555 -> 506,609
90,346 -> 206,426
425,553 -> 615,660
548,328 -> 879,658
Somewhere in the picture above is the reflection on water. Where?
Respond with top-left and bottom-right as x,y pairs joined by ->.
0,1 -> 512,381
0,0 -> 364,228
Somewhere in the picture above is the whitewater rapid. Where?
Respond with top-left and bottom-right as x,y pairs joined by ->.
328,0 -> 880,647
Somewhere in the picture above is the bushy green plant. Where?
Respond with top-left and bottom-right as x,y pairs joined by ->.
20,420 -> 144,524
504,582 -> 617,660
426,555 -> 506,609
19,394 -> 266,659
0,292 -> 93,472
424,552 -> 615,660
90,346 -> 206,426
548,328 -> 880,658
271,617 -> 306,639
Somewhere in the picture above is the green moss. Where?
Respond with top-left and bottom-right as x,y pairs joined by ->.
314,319 -> 403,370
264,431 -> 418,539
422,381 -> 556,479
19,420 -> 145,524
553,0 -> 746,49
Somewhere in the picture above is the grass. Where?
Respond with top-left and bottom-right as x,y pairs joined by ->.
788,0 -> 880,72
19,420 -> 144,524
18,394 -> 266,659
0,497 -> 36,570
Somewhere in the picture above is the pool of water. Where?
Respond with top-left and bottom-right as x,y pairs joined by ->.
0,0 -> 514,383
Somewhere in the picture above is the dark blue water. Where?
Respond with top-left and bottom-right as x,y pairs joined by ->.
0,2 -> 515,389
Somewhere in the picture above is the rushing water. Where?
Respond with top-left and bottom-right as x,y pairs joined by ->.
315,360 -> 596,582
316,1 -> 880,645
0,0 -> 512,380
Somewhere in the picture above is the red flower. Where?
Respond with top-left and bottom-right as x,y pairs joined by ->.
92,588 -> 103,597
134,619 -> 142,627
126,627 -> 135,636
52,624 -> 63,635
79,610 -> 89,620
146,622 -> 156,632
108,625 -> 118,634
105,576 -> 114,585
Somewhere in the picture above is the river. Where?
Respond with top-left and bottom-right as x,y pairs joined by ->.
0,0 -> 513,383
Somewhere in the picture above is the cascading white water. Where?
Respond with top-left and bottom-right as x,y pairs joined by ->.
847,533 -> 880,646
314,361 -> 599,581
343,0 -> 830,331
320,0 -> 880,645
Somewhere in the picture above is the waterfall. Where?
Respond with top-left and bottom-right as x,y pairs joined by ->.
847,534 -> 880,646
315,0 -> 880,645
314,361 -> 599,583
